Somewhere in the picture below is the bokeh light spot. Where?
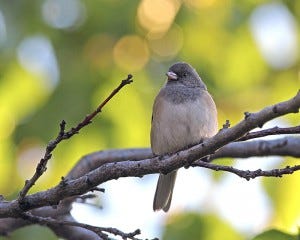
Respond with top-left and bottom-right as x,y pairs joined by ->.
0,9 -> 6,46
148,24 -> 183,61
250,3 -> 298,69
137,0 -> 181,36
17,35 -> 59,89
184,0 -> 217,9
83,34 -> 115,69
42,0 -> 86,29
113,35 -> 149,71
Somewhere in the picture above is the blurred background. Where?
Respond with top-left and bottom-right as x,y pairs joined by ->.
0,0 -> 300,239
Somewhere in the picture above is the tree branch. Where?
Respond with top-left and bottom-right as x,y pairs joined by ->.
1,89 -> 299,239
64,137 -> 300,181
2,137 -> 298,238
237,125 -> 300,141
18,74 -> 133,203
211,137 -> 300,159
0,91 -> 299,217
192,161 -> 300,180
19,212 -> 144,240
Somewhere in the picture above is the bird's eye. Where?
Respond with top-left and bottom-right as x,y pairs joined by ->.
183,72 -> 187,77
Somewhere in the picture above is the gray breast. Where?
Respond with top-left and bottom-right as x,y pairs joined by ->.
161,84 -> 204,105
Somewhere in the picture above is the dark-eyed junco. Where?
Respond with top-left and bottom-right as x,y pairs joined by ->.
151,62 -> 218,212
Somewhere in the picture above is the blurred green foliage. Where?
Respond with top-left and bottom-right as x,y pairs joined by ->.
251,229 -> 298,240
0,0 -> 300,239
163,212 -> 243,240
0,225 -> 57,240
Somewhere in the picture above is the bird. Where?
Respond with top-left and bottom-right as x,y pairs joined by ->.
151,62 -> 218,212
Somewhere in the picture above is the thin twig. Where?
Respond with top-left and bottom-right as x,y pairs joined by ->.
19,212 -> 145,240
237,125 -> 300,141
63,74 -> 133,139
18,74 -> 133,204
192,160 -> 300,180
91,187 -> 105,193
17,121 -> 67,208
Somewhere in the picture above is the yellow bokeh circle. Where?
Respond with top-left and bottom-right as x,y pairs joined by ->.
113,35 -> 149,71
137,0 -> 180,35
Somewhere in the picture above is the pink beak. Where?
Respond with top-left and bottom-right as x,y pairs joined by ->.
166,71 -> 178,81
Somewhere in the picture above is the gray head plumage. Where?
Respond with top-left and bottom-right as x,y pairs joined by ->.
167,62 -> 207,89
